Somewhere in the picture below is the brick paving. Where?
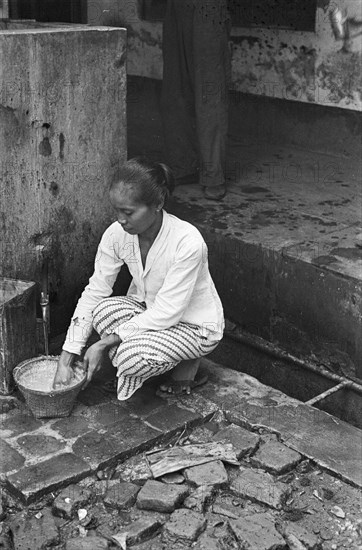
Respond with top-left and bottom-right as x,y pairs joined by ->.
250,440 -> 302,474
0,359 -> 361,549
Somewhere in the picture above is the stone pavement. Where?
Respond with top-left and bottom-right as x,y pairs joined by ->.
0,359 -> 361,549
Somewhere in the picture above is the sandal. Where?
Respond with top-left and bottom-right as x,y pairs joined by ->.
101,379 -> 117,394
159,373 -> 208,395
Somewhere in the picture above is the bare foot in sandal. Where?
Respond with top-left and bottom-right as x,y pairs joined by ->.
159,359 -> 207,395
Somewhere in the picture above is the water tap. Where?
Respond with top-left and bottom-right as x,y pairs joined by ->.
40,255 -> 50,356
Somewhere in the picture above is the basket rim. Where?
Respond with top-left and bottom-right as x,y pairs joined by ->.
13,355 -> 86,396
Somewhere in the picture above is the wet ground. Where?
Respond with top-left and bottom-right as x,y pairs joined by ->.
0,359 -> 361,549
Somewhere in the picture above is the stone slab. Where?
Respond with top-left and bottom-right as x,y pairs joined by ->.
6,453 -> 91,504
0,439 -> 25,474
104,481 -> 140,509
66,536 -> 109,549
130,538 -> 164,550
230,467 -> 288,509
0,396 -> 19,415
145,404 -> 202,432
91,402 -> 130,429
188,426 -> 214,444
52,415 -> 95,439
229,513 -> 286,550
113,454 -> 153,484
226,398 -> 362,488
112,518 -> 162,547
213,424 -> 260,458
52,485 -> 92,519
10,508 -> 59,550
250,440 -> 302,474
14,433 -> 66,457
284,523 -> 319,549
163,508 -> 206,543
212,501 -> 242,520
72,415 -> 161,469
72,431 -> 124,467
184,460 -> 228,488
183,485 -> 214,513
0,408 -> 43,437
124,387 -> 166,418
137,480 -> 189,513
193,533 -> 224,550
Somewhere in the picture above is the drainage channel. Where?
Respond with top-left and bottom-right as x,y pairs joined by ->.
209,324 -> 362,430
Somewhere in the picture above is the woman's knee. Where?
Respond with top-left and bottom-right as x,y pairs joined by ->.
92,297 -> 116,328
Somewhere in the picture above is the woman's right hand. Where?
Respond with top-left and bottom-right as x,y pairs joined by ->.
53,351 -> 77,389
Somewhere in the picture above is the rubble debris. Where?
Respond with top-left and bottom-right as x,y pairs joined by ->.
112,517 -> 162,548
137,480 -> 189,513
183,485 -> 214,513
163,508 -> 206,543
184,460 -> 228,488
147,442 -> 238,478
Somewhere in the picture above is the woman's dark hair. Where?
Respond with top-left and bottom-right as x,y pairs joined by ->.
110,157 -> 175,207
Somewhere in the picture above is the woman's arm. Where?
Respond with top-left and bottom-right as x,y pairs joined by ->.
62,225 -> 125,355
82,333 -> 121,388
53,225 -> 124,388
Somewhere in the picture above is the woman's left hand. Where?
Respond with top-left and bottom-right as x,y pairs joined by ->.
82,342 -> 105,388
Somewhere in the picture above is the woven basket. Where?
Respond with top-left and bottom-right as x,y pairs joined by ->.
13,356 -> 86,419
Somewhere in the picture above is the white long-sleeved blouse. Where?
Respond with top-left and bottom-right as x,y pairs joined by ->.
62,210 -> 224,355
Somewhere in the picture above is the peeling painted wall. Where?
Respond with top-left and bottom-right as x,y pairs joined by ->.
88,0 -> 362,111
231,0 -> 362,110
0,24 -> 127,334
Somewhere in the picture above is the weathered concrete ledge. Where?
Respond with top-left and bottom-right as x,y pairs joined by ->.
168,181 -> 362,379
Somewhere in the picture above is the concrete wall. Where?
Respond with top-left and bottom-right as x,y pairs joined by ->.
87,0 -> 362,111
0,25 -> 127,334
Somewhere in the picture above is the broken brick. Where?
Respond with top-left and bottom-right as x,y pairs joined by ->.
137,480 -> 188,513
250,441 -> 301,474
184,460 -> 228,488
163,509 -> 206,543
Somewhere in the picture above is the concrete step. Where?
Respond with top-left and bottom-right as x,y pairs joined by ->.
1,359 -> 361,504
168,187 -> 362,379
196,359 -> 362,489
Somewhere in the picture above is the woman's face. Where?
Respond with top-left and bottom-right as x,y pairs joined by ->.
109,183 -> 161,236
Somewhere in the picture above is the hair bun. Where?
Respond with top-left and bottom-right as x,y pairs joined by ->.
158,162 -> 175,195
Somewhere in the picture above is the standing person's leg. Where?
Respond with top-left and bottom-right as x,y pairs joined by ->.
161,0 -> 199,182
110,323 -> 220,400
193,0 -> 231,199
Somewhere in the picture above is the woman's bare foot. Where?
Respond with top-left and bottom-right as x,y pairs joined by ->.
159,358 -> 204,394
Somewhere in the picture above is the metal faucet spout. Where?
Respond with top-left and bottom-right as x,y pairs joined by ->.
40,258 -> 50,356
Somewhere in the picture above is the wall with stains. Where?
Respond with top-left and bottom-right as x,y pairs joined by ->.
88,0 -> 362,111
0,24 -> 127,334
231,0 -> 362,111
